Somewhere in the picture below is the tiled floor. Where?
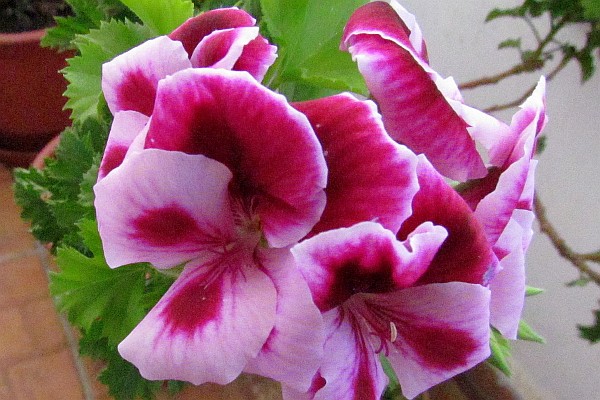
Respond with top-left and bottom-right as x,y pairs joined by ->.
0,161 -> 283,399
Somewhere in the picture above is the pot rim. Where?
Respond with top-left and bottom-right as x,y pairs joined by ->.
0,28 -> 46,45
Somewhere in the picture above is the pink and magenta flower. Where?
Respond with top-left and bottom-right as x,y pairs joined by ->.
94,68 -> 328,391
92,1 -> 548,398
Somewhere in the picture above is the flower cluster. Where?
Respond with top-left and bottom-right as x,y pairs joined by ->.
93,1 -> 546,399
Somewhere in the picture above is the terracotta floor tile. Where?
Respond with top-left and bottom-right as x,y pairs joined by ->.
0,374 -> 14,400
7,349 -> 85,400
0,307 -> 35,365
0,255 -> 49,307
21,298 -> 67,354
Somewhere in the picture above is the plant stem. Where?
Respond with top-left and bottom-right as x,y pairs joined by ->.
459,16 -> 566,91
534,193 -> 600,286
483,54 -> 570,112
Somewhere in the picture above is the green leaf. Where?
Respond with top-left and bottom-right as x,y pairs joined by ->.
63,19 -> 155,121
380,354 -> 406,400
50,218 -> 148,345
582,0 -> 600,19
575,50 -> 595,81
578,308 -> 600,343
517,320 -> 545,343
566,276 -> 591,287
13,168 -> 66,245
488,328 -> 512,376
119,0 -> 194,35
260,0 -> 368,97
525,285 -> 545,296
498,38 -> 522,50
79,320 -> 173,400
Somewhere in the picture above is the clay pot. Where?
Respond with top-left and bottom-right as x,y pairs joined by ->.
0,28 -> 72,167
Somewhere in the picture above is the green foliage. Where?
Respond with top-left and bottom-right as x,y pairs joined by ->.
578,308 -> 600,343
51,219 -> 148,345
63,19 -> 155,122
517,320 -> 545,343
260,0 -> 368,99
42,0 -> 140,50
119,0 -> 194,35
487,0 -> 600,82
525,285 -> 545,296
79,321 -> 185,400
488,328 -> 512,376
13,118 -> 109,251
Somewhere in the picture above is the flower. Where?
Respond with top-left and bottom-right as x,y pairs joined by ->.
459,77 -> 547,338
94,68 -> 328,391
98,7 -> 277,180
101,7 -> 276,117
341,0 -> 506,182
285,94 -> 497,399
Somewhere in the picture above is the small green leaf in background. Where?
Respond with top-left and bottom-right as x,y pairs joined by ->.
498,38 -> 522,50
260,0 -> 369,98
488,328 -> 512,377
517,320 -> 545,343
525,285 -> 545,296
579,307 -> 600,343
119,0 -> 194,35
63,19 -> 155,122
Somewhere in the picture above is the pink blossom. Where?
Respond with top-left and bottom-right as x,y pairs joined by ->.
98,7 -> 277,180
287,95 -> 495,399
341,0 -> 508,182
94,68 -> 327,391
460,78 -> 547,338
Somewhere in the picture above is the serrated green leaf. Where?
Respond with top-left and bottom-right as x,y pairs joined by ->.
525,285 -> 545,296
13,168 -> 67,245
63,19 -> 154,121
119,0 -> 194,35
50,218 -> 147,345
517,320 -> 545,343
261,0 -> 368,97
488,328 -> 512,376
99,349 -> 162,400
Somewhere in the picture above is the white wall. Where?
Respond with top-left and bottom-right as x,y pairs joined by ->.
398,1 -> 600,398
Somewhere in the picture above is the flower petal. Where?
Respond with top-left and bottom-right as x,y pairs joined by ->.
342,1 -> 487,181
191,27 -> 258,69
232,35 -> 278,82
101,36 -> 191,116
294,93 -> 418,236
118,261 -> 277,385
244,248 -> 324,392
374,283 -> 491,399
489,209 -> 534,338
146,68 -> 327,248
398,156 -> 496,285
312,309 -> 388,400
169,7 -> 256,57
94,149 -> 235,269
98,110 -> 149,180
190,27 -> 276,81
292,221 -> 447,312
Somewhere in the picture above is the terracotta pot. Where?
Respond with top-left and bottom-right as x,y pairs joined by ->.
0,28 -> 72,167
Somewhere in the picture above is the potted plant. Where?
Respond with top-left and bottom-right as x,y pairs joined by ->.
11,0 -> 599,399
0,0 -> 74,167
